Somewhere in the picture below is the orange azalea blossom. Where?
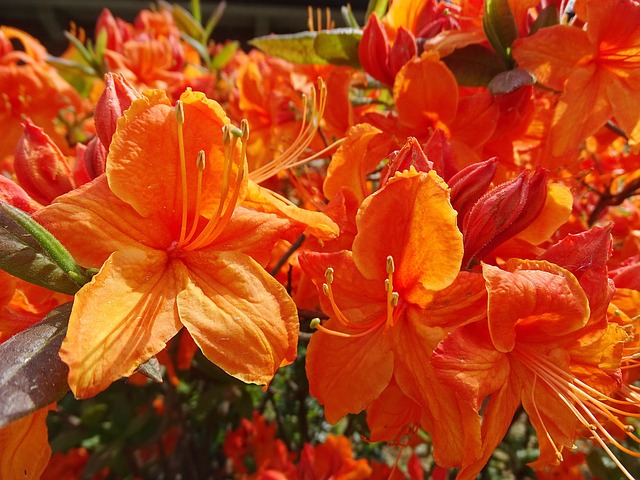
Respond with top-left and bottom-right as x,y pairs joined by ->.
432,227 -> 640,480
34,89 -> 302,398
512,0 -> 640,155
300,169 -> 486,468
0,27 -> 88,161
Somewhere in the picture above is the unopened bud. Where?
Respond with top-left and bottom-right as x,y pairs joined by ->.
94,72 -> 141,147
14,118 -> 74,205
449,157 -> 498,226
381,137 -> 433,184
358,13 -> 393,85
462,167 -> 547,268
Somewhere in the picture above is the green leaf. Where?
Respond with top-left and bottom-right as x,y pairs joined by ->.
181,31 -> 211,64
341,4 -> 360,29
314,28 -> 362,67
169,2 -> 205,42
529,4 -> 559,35
365,0 -> 390,20
210,41 -> 239,70
203,1 -> 227,41
0,202 -> 87,295
443,44 -> 506,87
483,0 -> 518,67
0,303 -> 71,428
250,32 -> 328,65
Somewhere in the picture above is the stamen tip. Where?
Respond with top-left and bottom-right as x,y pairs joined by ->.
310,318 -> 321,329
197,150 -> 206,170
175,100 -> 184,124
325,267 -> 334,284
386,255 -> 395,274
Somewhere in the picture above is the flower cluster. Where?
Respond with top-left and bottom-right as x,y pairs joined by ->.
0,0 -> 639,478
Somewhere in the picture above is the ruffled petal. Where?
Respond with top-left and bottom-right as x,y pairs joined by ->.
60,247 -> 184,398
34,176 -> 173,268
178,250 -> 298,386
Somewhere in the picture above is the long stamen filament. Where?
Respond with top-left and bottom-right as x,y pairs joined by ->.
517,347 -> 640,478
249,79 -> 341,184
182,150 -> 206,245
530,374 -> 564,462
175,100 -> 189,247
185,125 -> 247,251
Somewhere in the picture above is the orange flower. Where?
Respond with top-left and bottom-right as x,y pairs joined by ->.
433,227 -> 636,479
300,169 -> 485,468
512,0 -> 640,155
35,89 -> 300,398
297,434 -> 372,480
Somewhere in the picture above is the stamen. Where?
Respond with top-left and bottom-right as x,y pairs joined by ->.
184,123 -> 247,251
517,346 -> 640,479
182,150 -> 206,245
175,100 -> 189,247
249,79 -> 343,184
530,374 -> 564,462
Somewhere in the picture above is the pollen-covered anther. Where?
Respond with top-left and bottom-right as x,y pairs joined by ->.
174,100 -> 184,124
386,255 -> 395,274
390,292 -> 400,307
325,267 -> 334,284
196,150 -> 206,170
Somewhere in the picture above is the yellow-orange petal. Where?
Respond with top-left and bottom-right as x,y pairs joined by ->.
393,51 -> 458,129
107,89 -> 237,221
391,310 -> 482,467
178,250 -> 298,386
483,260 -> 590,353
34,176 -> 174,268
0,406 -> 52,479
353,170 -> 463,303
516,183 -> 573,245
323,123 -> 383,203
306,319 -> 394,423
60,247 -> 185,398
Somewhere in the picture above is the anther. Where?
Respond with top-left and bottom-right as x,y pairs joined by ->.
196,150 -> 206,170
310,318 -> 321,329
241,119 -> 250,142
325,267 -> 334,284
555,452 -> 563,462
222,124 -> 231,145
322,283 -> 330,296
175,100 -> 184,124
391,292 -> 399,307
386,255 -> 395,274
384,278 -> 390,292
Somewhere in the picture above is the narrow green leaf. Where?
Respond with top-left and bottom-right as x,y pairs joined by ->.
63,31 -> 97,70
483,0 -> 518,67
250,32 -> 328,65
314,28 -> 363,67
0,303 -> 71,428
170,2 -> 205,42
181,32 -> 211,65
191,0 -> 202,23
0,202 -> 82,295
203,1 -> 227,41
365,0 -> 390,20
341,4 -> 360,29
443,44 -> 506,87
210,41 -> 239,70
529,4 -> 559,35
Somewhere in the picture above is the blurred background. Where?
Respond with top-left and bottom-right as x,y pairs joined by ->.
0,0 -> 370,55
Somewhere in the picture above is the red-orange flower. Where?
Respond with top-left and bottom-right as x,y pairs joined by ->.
300,169 -> 486,468
35,89 -> 300,398
512,0 -> 640,155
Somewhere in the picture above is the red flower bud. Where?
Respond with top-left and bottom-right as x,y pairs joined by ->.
449,157 -> 498,226
94,72 -> 141,148
389,27 -> 417,78
381,137 -> 432,185
96,9 -> 130,52
358,14 -> 393,85
462,167 -> 548,268
0,175 -> 38,213
13,118 -> 74,205
422,129 -> 457,181
83,136 -> 108,180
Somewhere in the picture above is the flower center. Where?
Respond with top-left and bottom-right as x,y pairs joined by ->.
173,100 -> 248,252
310,255 -> 401,338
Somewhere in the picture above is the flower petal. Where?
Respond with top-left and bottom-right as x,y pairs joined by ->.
60,247 -> 184,398
178,250 -> 298,386
34,176 -> 173,268
353,170 -> 463,301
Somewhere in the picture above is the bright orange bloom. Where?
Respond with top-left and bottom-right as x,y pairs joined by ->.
297,434 -> 372,480
224,411 -> 296,479
35,89 -> 301,398
512,0 -> 640,155
300,169 -> 486,468
433,227 -> 636,479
